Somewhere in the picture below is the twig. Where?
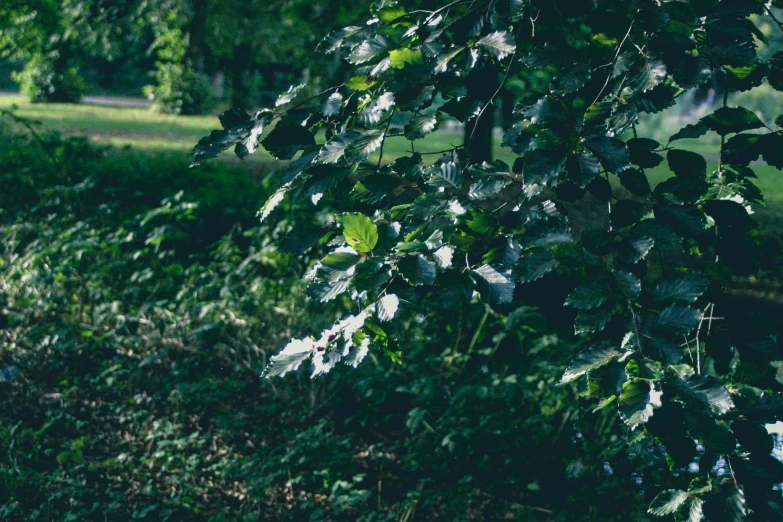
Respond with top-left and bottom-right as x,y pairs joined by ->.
592,21 -> 634,106
377,107 -> 397,168
9,422 -> 21,476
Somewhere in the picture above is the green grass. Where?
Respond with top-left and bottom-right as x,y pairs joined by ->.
1,95 -> 780,226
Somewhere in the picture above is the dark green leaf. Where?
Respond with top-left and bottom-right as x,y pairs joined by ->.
347,35 -> 392,64
345,132 -> 385,164
512,249 -> 559,283
585,137 -> 631,173
673,375 -> 735,415
321,251 -> 362,271
619,169 -> 652,196
655,304 -> 702,334
701,106 -> 766,135
654,274 -> 710,303
669,122 -> 709,142
397,254 -> 437,286
261,122 -> 316,160
566,278 -> 612,310
614,271 -> 641,300
667,149 -> 707,178
474,265 -> 514,305
426,162 -> 463,189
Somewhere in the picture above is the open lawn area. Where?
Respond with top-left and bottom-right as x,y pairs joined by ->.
2,94 -> 782,231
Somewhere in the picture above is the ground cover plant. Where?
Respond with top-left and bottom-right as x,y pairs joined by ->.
193,0 -> 783,519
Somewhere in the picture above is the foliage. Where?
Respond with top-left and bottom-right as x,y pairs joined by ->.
195,0 -> 783,519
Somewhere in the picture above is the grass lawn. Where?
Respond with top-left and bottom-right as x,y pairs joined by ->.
1,94 -> 780,227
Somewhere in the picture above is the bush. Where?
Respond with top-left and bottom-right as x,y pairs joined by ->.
13,53 -> 85,104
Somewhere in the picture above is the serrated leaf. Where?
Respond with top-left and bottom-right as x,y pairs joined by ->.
397,254 -> 437,285
512,249 -> 559,283
561,346 -> 626,383
319,26 -> 360,54
262,338 -> 314,377
614,271 -> 641,300
340,213 -> 378,252
477,31 -> 516,60
404,112 -> 442,139
321,251 -> 361,270
668,149 -> 707,178
275,84 -> 305,107
673,375 -> 735,415
358,91 -> 396,127
566,278 -> 612,310
376,294 -> 399,321
345,132 -> 384,164
261,122 -> 316,160
619,169 -> 652,196
702,106 -> 765,135
258,188 -> 287,223
468,178 -> 510,200
575,305 -> 617,334
619,380 -> 662,427
552,62 -> 592,93
389,48 -> 423,69
722,486 -> 746,522
192,108 -> 272,166
654,274 -> 709,303
648,490 -> 689,516
345,75 -> 377,91
279,228 -> 323,254
474,264 -> 515,305
317,137 -> 349,164
656,304 -> 701,334
347,35 -> 392,64
669,122 -> 709,142
585,136 -> 631,173
628,235 -> 655,263
323,91 -> 344,117
523,151 -> 566,185
629,59 -> 667,92
426,161 -> 463,189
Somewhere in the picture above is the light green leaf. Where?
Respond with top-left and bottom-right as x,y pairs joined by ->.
389,48 -> 423,69
340,213 -> 379,253
376,294 -> 400,321
345,75 -> 377,91
321,252 -> 362,270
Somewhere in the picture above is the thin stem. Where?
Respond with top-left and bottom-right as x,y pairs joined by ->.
377,107 -> 397,168
592,21 -> 634,106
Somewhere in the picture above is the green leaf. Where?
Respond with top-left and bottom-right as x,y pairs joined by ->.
262,338 -> 314,378
258,188 -> 287,223
321,251 -> 362,270
340,213 -> 378,253
474,265 -> 514,305
404,112 -> 442,140
345,75 -> 377,91
618,380 -> 662,427
378,5 -> 406,23
619,169 -> 651,196
585,137 -> 631,173
397,254 -> 437,286
523,151 -> 566,185
389,48 -> 423,69
648,490 -> 689,516
629,58 -> 667,92
468,178 -> 510,200
566,278 -> 612,310
701,106 -> 766,135
347,35 -> 392,64
261,122 -> 316,160
345,132 -> 385,164
653,274 -> 709,303
561,345 -> 627,383
667,149 -> 707,178
551,63 -> 592,93
673,375 -> 735,415
192,108 -> 272,166
512,249 -> 559,283
655,304 -> 702,334
279,228 -> 323,254
275,84 -> 305,107
614,271 -> 641,300
426,162 -> 463,189
375,294 -> 399,321
323,91 -> 343,117
575,305 -> 617,334
477,31 -> 516,60
669,122 -> 709,142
